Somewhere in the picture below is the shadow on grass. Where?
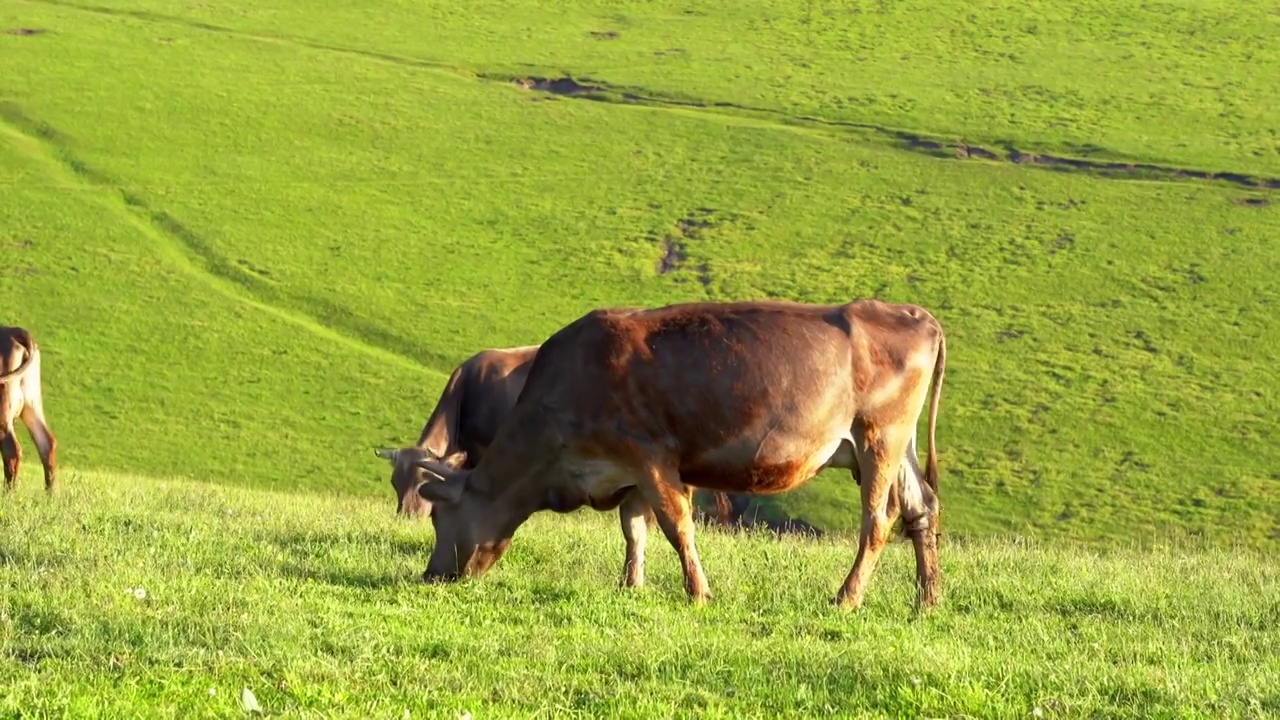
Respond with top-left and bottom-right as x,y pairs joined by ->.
277,562 -> 415,590
250,528 -> 433,589
257,528 -> 431,557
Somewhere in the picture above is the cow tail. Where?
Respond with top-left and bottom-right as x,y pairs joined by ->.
0,330 -> 36,386
924,330 -> 946,504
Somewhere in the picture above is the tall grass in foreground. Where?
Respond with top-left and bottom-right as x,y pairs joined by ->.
1,471 -> 1276,718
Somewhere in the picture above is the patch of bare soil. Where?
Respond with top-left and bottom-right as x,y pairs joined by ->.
1234,197 -> 1270,207
655,208 -> 716,286
7,28 -> 45,35
898,133 -> 1280,189
503,72 -> 1280,192
589,30 -> 619,40
955,143 -> 1000,160
657,236 -> 686,275
511,77 -> 604,96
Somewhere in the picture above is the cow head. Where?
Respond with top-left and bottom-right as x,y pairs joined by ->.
373,447 -> 466,519
413,461 -> 513,582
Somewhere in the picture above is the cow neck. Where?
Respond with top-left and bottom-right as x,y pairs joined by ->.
469,454 -> 554,530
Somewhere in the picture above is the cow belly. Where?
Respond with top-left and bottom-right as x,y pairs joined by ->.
680,434 -> 853,495
545,459 -> 638,513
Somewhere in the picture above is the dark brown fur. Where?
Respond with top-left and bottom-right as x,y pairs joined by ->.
376,346 -> 539,517
375,343 -> 731,589
0,326 -> 58,493
416,299 -> 947,610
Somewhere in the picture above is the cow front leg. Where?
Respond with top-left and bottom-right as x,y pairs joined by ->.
635,462 -> 711,604
1,426 -> 20,492
618,488 -> 654,588
835,425 -> 911,610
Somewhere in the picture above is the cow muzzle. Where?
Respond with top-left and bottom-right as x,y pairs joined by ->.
399,490 -> 433,519
421,568 -> 462,584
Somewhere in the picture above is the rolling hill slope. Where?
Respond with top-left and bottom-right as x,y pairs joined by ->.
2,0 -> 1278,545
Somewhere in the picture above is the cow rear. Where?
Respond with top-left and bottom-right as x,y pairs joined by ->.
0,326 -> 58,493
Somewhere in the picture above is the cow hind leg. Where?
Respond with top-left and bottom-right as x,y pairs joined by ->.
835,424 -> 912,610
1,425 -> 20,492
895,433 -> 941,611
617,488 -> 654,588
634,461 -> 711,604
20,405 -> 57,494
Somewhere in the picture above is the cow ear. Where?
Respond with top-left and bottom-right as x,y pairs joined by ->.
417,472 -> 467,505
438,450 -> 468,469
412,455 -> 460,480
374,447 -> 400,463
413,457 -> 468,504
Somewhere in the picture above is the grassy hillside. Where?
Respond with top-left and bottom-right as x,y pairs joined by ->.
1,0 -> 1278,545
1,472 -> 1277,718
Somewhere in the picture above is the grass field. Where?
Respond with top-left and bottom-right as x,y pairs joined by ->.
3,0 -> 1278,546
1,0 -> 1279,714
2,471 -> 1277,718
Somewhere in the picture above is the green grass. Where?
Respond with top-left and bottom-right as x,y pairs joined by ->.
2,2 -> 1280,712
2,471 -> 1277,718
4,1 -> 1279,715
1,3 -> 1278,538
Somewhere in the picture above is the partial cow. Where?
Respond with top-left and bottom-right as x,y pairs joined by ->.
1,326 -> 58,493
376,345 -> 540,517
413,299 -> 946,610
373,344 -> 732,589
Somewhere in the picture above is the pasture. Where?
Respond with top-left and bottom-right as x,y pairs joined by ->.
2,0 -> 1279,715
2,471 -> 1278,718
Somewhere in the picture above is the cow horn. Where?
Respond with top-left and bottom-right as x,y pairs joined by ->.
411,455 -> 460,481
373,447 -> 400,462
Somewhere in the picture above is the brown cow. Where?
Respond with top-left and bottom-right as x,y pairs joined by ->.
375,345 -> 540,517
373,344 -> 732,588
412,299 -> 946,610
1,327 -> 58,493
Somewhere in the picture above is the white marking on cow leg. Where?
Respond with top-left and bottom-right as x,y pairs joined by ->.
20,403 -> 56,493
618,488 -> 652,588
890,438 -> 925,536
635,461 -> 711,604
835,425 -> 911,610
883,466 -> 903,533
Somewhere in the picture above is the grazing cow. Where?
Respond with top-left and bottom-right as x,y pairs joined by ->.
412,299 -> 946,610
375,345 -> 540,517
1,326 -> 58,493
373,344 -> 733,588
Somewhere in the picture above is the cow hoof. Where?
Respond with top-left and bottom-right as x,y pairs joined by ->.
832,593 -> 865,611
